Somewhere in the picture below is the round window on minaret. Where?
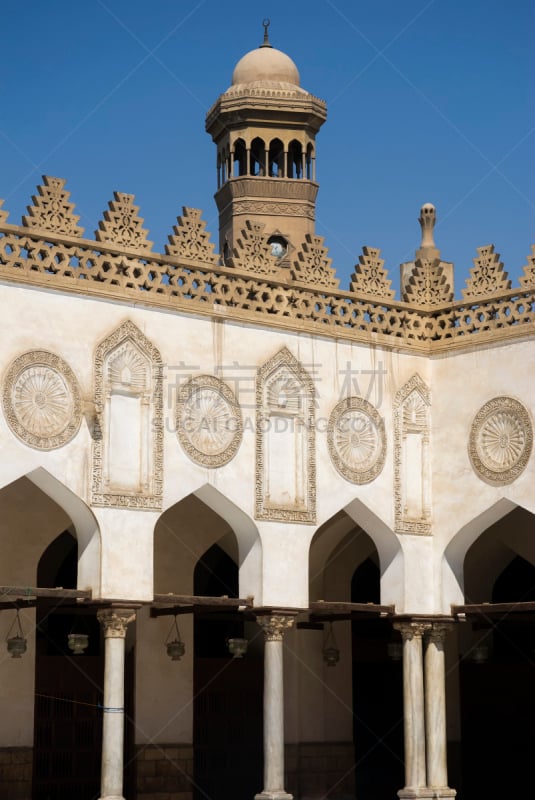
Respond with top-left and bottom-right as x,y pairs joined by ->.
268,235 -> 288,260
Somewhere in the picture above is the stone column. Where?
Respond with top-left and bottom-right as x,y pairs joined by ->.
255,614 -> 295,800
97,608 -> 136,800
424,624 -> 456,798
394,621 -> 429,799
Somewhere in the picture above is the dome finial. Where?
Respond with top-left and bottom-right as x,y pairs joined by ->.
261,18 -> 272,48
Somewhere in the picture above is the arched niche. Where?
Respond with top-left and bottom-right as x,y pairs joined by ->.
255,347 -> 316,523
92,320 -> 163,511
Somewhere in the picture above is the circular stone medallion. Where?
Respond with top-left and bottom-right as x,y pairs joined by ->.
176,375 -> 242,467
2,350 -> 82,450
327,397 -> 386,484
469,396 -> 532,485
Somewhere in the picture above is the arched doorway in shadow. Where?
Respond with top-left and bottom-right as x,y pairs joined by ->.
193,542 -> 263,800
459,506 -> 535,799
307,510 -> 403,800
33,531 -> 104,800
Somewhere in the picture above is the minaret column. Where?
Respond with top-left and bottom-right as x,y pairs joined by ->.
255,613 -> 295,800
97,607 -> 136,800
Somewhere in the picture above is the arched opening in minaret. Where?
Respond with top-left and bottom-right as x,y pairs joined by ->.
268,138 -> 284,177
250,137 -> 266,176
287,139 -> 303,179
233,138 -> 247,177
306,143 -> 314,180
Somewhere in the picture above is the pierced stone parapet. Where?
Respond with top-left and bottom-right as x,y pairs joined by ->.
23,176 -> 83,237
165,206 -> 219,264
96,191 -> 153,252
350,246 -> 395,300
463,245 -> 511,300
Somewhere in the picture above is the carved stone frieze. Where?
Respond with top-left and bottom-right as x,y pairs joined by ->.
22,176 -> 84,237
2,350 -> 82,450
176,374 -> 243,468
92,320 -> 163,510
469,396 -> 532,485
393,374 -> 431,535
256,347 -> 316,523
232,200 -> 314,219
327,396 -> 386,484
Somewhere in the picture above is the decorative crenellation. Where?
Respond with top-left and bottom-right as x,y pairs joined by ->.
256,347 -> 316,523
97,608 -> 137,637
403,258 -> 453,306
256,614 -> 295,641
96,191 -> 153,252
92,320 -> 163,510
327,396 -> 386,484
0,199 -> 9,223
2,350 -> 82,451
291,233 -> 338,289
468,396 -> 532,486
176,374 -> 243,467
463,245 -> 511,300
519,245 -> 535,289
165,207 -> 219,264
230,220 -> 279,276
22,176 -> 84,237
394,374 -> 432,535
350,246 -> 395,300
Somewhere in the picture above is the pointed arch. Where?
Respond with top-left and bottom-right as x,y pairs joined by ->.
255,346 -> 316,523
92,319 -> 163,510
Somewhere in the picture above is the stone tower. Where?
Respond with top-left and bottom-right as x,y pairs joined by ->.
205,22 -> 327,266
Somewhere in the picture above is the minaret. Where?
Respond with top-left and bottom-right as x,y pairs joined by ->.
205,21 -> 327,266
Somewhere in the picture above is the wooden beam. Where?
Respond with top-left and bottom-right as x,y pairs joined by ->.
0,586 -> 92,601
153,593 -> 253,608
309,601 -> 394,616
453,601 -> 535,617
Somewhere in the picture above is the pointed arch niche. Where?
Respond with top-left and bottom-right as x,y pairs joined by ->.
255,347 -> 316,523
92,320 -> 163,509
393,373 -> 431,534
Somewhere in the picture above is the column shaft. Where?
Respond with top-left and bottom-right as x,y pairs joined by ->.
97,608 -> 135,800
395,622 -> 428,791
424,625 -> 455,793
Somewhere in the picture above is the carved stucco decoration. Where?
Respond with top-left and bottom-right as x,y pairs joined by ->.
350,246 -> 395,300
95,192 -> 153,252
255,347 -> 316,523
230,220 -> 279,277
22,175 -> 84,237
469,396 -> 532,485
2,350 -> 82,450
165,207 -> 219,264
291,233 -> 339,290
393,374 -> 431,535
463,245 -> 511,300
327,397 -> 386,484
176,375 -> 243,467
92,320 -> 163,510
403,258 -> 453,306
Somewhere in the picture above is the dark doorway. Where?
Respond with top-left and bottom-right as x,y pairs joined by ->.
460,554 -> 535,799
193,545 -> 263,800
352,558 -> 404,800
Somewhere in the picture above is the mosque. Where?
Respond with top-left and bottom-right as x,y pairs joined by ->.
0,22 -> 534,800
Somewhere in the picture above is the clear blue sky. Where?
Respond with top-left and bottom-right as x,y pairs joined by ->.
1,0 -> 533,296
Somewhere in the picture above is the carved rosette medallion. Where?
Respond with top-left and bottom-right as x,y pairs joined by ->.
327,397 -> 386,484
176,375 -> 243,467
2,350 -> 82,450
469,396 -> 532,485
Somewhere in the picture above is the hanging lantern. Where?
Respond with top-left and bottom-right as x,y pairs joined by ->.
68,632 -> 89,655
165,616 -> 186,661
387,641 -> 403,661
322,622 -> 340,667
227,637 -> 248,659
6,610 -> 27,659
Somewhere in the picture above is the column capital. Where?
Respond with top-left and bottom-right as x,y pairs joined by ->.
425,622 -> 452,645
394,620 -> 431,640
256,614 -> 295,641
97,608 -> 136,639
